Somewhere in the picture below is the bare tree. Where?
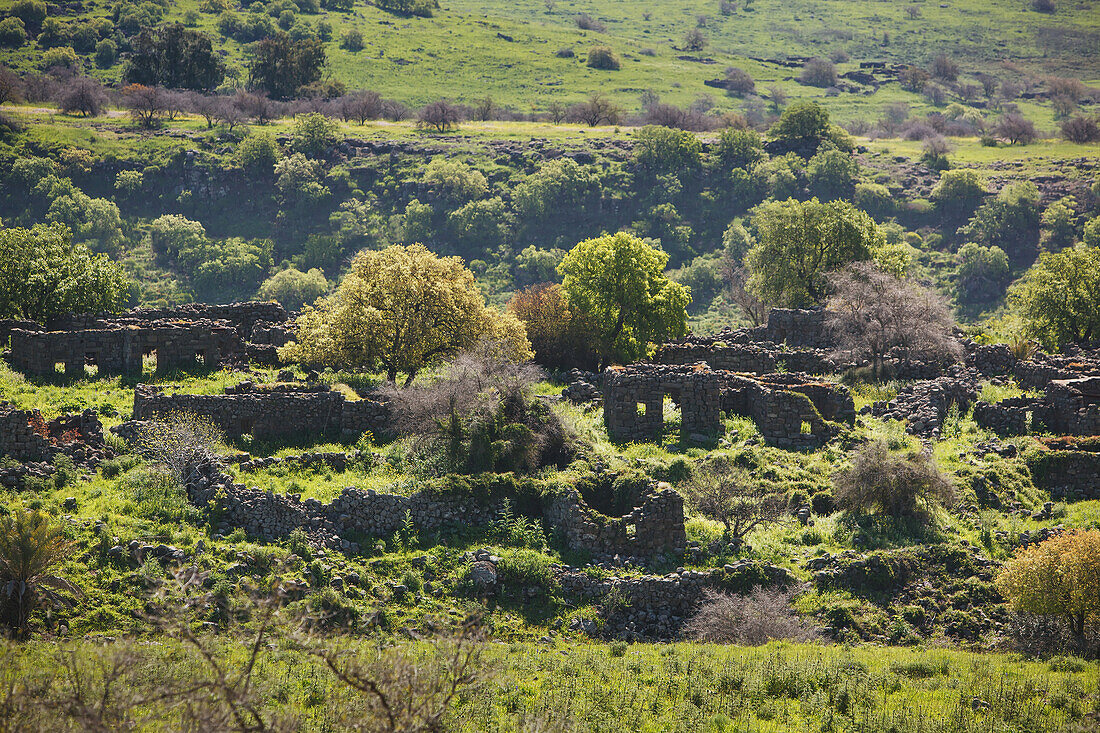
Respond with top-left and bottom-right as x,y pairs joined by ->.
566,92 -> 621,126
307,616 -> 487,733
57,75 -> 107,117
135,412 -> 224,486
417,99 -> 461,132
121,84 -> 168,127
215,98 -> 247,131
1061,115 -> 1100,143
188,91 -> 222,129
825,262 -> 962,377
0,65 -> 23,105
235,91 -> 278,124
995,112 -> 1037,144
722,66 -> 755,97
546,100 -> 567,123
722,262 -> 767,326
682,587 -> 819,644
338,90 -> 383,124
930,53 -> 960,82
683,28 -> 707,52
678,456 -> 787,549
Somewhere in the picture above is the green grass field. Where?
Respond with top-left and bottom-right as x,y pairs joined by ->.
2,0 -> 1099,116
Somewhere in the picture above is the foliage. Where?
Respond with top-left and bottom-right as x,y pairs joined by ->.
558,232 -> 690,367
236,130 -> 281,171
290,112 -> 339,156
678,455 -> 787,544
421,158 -> 487,204
955,243 -> 1010,303
586,46 -> 620,71
744,198 -> 885,308
507,284 -> 599,369
833,441 -> 956,519
0,222 -> 130,321
930,169 -> 987,217
281,244 -> 531,382
1040,196 -> 1078,251
1007,244 -> 1100,349
826,262 -> 962,375
258,267 -> 329,311
958,182 -> 1041,262
632,125 -> 702,175
0,508 -> 78,633
124,23 -> 225,91
997,531 -> 1100,650
247,32 -> 326,99
715,127 -> 764,171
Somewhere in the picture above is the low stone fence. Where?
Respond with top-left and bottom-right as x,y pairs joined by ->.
131,382 -> 389,439
1028,450 -> 1100,501
543,483 -> 686,557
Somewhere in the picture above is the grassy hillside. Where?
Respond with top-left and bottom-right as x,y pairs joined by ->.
1,0 -> 1098,115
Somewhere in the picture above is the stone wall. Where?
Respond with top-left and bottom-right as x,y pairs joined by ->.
763,308 -> 831,348
543,482 -> 686,557
0,404 -> 51,461
52,301 -> 288,339
10,322 -> 243,376
180,455 -> 688,558
603,364 -> 721,442
975,377 -> 1100,438
603,363 -> 851,449
131,382 -> 389,439
1029,450 -> 1100,501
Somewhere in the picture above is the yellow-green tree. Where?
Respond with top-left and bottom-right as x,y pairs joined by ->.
279,244 -> 531,383
558,232 -> 690,367
1007,244 -> 1100,349
996,531 -> 1100,645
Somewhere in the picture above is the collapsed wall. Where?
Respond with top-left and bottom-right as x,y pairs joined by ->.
131,382 -> 389,439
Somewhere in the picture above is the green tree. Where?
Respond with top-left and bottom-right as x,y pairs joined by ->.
714,127 -> 764,171
955,243 -> 1009,303
512,158 -> 602,228
1007,244 -> 1100,349
744,198 -> 885,307
290,112 -> 339,156
236,130 -> 280,171
280,244 -> 532,383
258,267 -> 329,310
633,125 -> 702,176
930,169 -> 987,217
806,145 -> 858,201
958,182 -> 1041,262
149,214 -> 207,261
124,23 -> 225,90
0,222 -> 131,321
768,101 -> 850,154
246,32 -> 325,99
557,232 -> 690,367
1040,196 -> 1078,251
421,158 -> 487,205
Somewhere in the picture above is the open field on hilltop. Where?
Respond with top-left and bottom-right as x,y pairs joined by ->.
2,0 -> 1099,114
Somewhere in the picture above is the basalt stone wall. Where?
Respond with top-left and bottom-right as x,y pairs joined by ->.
718,373 -> 848,449
250,321 -> 295,347
967,344 -> 1017,376
654,343 -> 835,376
1029,451 -> 1100,501
183,458 -> 688,557
763,308 -> 831,348
0,404 -> 51,461
132,383 -> 389,438
973,400 -> 1031,436
603,365 -> 722,441
55,301 -> 288,339
543,483 -> 687,556
10,322 -> 244,376
0,319 -> 42,344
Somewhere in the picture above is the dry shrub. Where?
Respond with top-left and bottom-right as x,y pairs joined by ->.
683,587 -> 819,644
833,441 -> 956,518
135,412 -> 223,486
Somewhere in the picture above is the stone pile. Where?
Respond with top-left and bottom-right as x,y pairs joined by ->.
235,450 -> 374,473
866,372 -> 979,436
0,402 -> 113,471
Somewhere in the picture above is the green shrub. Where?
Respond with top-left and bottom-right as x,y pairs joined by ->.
586,46 -> 620,70
236,131 -> 280,171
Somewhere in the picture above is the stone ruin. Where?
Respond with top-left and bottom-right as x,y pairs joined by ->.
603,363 -> 853,449
127,380 -> 389,440
2,301 -> 292,377
0,401 -> 113,486
172,450 -> 687,559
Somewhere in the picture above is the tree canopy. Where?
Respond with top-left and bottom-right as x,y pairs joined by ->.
1007,243 -> 1100,349
279,244 -> 532,383
744,198 -> 887,308
558,233 -> 690,367
247,32 -> 326,99
0,222 -> 131,321
124,24 -> 225,91
997,531 -> 1100,649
